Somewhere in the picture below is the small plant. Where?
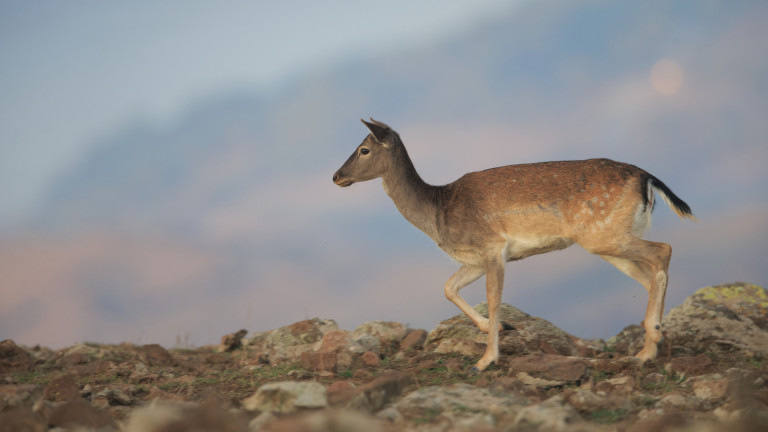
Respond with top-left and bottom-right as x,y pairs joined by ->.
589,408 -> 627,424
590,369 -> 613,383
413,407 -> 441,425
338,369 -> 353,379
11,371 -> 50,385
747,356 -> 764,369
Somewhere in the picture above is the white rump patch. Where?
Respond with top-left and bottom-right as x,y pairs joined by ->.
632,199 -> 652,238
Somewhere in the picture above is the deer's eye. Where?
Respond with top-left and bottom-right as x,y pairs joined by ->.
360,148 -> 370,155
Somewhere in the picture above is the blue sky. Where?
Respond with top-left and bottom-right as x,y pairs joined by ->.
0,0 -> 515,223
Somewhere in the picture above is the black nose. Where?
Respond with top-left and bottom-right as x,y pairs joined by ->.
332,173 -> 339,183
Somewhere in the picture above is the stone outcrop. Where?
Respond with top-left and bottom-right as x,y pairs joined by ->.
663,282 -> 768,357
426,303 -> 604,357
1,282 -> 767,431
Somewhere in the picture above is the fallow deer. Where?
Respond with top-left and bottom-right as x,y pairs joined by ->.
333,119 -> 695,371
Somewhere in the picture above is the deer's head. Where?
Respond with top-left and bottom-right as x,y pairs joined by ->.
333,118 -> 399,187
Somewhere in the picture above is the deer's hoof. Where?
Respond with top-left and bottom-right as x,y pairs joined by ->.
469,360 -> 495,373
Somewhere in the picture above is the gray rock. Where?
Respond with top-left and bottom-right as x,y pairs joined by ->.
663,283 -> 768,357
692,373 -> 730,403
94,387 -> 133,406
261,318 -> 339,365
353,321 -> 408,346
512,395 -> 581,432
243,381 -> 327,414
387,383 -> 528,429
426,303 -> 602,359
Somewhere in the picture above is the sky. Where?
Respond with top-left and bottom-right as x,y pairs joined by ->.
0,0 -> 515,223
1,0 -> 766,350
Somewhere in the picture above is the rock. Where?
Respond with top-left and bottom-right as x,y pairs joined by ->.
137,343 -> 175,366
361,351 -> 381,368
124,400 -> 248,432
109,388 -> 133,406
663,283 -> 768,357
0,340 -> 34,373
641,373 -> 666,391
513,395 -> 581,431
0,385 -> 43,411
300,351 -> 337,372
0,408 -> 47,432
426,303 -> 601,358
400,329 -> 428,351
218,329 -> 248,352
692,373 -> 730,403
509,353 -> 589,386
242,381 -> 327,414
346,371 -> 413,413
665,354 -> 715,377
565,389 -> 624,413
327,381 -> 357,406
594,375 -> 636,396
388,383 -> 527,429
261,318 -> 339,365
43,373 -> 80,402
261,410 -> 386,432
605,324 -> 646,356
318,330 -> 351,353
353,321 -> 408,347
244,329 -> 273,351
53,343 -> 100,369
347,333 -> 381,355
433,338 -> 486,358
605,375 -> 636,392
656,393 -> 703,411
49,399 -> 116,430
626,412 -> 689,432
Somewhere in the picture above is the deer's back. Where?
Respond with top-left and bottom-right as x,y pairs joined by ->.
434,159 -> 650,262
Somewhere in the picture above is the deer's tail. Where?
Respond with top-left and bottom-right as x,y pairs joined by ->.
646,175 -> 697,221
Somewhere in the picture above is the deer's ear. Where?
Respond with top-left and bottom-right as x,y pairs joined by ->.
361,118 -> 390,145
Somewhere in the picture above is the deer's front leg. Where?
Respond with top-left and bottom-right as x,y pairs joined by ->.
472,259 -> 505,372
444,265 -> 488,330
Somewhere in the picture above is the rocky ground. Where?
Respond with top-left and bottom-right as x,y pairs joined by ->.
2,282 -> 767,432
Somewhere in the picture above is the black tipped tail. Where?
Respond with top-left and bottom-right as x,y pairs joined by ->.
648,176 -> 697,221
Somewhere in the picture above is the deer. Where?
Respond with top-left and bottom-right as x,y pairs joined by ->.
333,118 -> 696,372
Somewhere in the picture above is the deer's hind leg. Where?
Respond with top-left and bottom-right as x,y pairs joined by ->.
588,237 -> 672,361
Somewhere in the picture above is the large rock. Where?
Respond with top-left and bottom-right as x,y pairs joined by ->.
426,303 -> 602,358
260,318 -> 339,365
663,283 -> 768,357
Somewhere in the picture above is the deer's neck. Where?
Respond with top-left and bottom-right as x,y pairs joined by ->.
381,148 -> 441,242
